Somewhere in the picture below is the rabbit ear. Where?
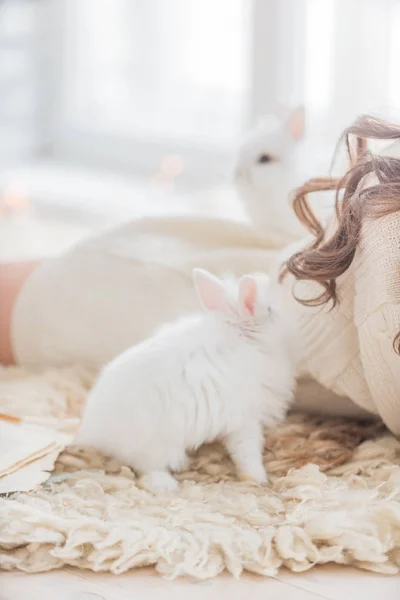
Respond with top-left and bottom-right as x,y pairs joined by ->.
238,276 -> 258,318
193,269 -> 228,313
287,105 -> 305,140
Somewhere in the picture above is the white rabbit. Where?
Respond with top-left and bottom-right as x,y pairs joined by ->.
235,107 -> 308,240
75,268 -> 296,493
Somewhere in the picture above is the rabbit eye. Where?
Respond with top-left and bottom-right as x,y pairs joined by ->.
257,154 -> 273,164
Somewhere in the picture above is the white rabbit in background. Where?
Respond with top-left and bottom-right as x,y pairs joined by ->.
235,106 -> 309,240
76,269 -> 296,494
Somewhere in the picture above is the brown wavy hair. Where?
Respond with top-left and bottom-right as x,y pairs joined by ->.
282,114 -> 400,351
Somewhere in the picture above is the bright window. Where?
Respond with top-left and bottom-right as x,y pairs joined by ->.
61,0 -> 250,144
2,0 -> 400,184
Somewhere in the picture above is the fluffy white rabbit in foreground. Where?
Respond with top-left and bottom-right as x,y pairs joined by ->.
235,106 -> 308,240
76,269 -> 296,493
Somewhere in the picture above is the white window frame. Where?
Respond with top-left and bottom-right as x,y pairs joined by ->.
37,0 -> 305,187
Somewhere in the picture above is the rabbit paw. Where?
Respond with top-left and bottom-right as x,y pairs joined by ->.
169,452 -> 190,473
238,466 -> 268,485
139,470 -> 179,494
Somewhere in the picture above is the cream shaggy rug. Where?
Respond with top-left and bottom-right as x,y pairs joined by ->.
0,366 -> 400,579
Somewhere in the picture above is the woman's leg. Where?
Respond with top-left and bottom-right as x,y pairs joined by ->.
0,261 -> 39,364
0,259 -> 377,422
7,218 -> 277,368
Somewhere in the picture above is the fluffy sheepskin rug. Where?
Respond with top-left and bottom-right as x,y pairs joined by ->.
0,366 -> 399,579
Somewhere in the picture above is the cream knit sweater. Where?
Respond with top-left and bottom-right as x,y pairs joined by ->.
285,142 -> 400,435
12,144 -> 400,435
275,211 -> 400,435
273,139 -> 400,434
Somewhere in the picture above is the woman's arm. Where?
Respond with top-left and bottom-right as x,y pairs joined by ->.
354,213 -> 400,435
0,261 -> 39,364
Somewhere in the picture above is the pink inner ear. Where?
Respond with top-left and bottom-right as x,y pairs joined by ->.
193,269 -> 227,312
288,106 -> 305,141
239,277 -> 257,317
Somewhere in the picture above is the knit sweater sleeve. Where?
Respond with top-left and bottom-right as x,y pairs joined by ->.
354,212 -> 400,435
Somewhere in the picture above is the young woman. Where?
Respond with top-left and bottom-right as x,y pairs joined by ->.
1,115 -> 399,433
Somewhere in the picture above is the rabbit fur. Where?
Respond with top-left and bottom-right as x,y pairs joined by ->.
235,107 -> 308,239
76,269 -> 296,493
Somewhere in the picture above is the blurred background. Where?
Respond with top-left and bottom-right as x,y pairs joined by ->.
0,0 -> 399,258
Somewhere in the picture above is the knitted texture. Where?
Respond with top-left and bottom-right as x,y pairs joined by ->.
1,366 -> 400,578
354,212 -> 400,434
276,212 -> 400,434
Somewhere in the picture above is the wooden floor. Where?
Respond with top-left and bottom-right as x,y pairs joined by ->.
2,565 -> 399,600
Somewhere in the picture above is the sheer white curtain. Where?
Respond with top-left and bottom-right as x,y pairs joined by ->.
0,0 -> 39,162
45,0 -> 400,182
304,0 -> 400,146
60,0 -> 250,143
